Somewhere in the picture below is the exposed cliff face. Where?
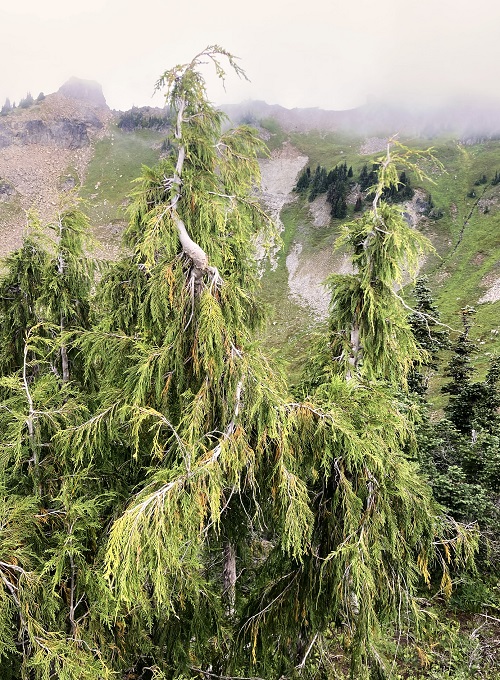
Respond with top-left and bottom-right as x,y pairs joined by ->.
0,79 -> 109,151
0,78 -> 112,256
14,118 -> 91,148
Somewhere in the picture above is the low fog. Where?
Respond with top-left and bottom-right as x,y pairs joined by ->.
223,96 -> 500,141
2,0 -> 500,138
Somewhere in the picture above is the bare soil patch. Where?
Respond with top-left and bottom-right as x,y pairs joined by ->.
479,269 -> 500,303
0,94 -> 112,258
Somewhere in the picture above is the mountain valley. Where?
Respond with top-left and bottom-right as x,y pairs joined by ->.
2,80 -> 500,383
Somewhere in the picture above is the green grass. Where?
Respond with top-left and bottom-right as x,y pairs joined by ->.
289,129 -> 365,172
80,125 -> 165,228
259,118 -> 288,151
414,138 -> 500,374
258,200 -> 319,383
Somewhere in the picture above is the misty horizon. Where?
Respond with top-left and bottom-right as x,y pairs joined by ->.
5,72 -> 500,140
3,0 -> 500,121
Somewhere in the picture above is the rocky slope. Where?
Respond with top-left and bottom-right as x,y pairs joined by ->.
2,89 -> 500,343
0,79 -> 112,257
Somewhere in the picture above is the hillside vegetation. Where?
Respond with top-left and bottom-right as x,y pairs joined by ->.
0,65 -> 500,678
255,124 -> 500,387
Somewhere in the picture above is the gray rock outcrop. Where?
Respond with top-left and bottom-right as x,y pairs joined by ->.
58,77 -> 107,108
19,118 -> 91,148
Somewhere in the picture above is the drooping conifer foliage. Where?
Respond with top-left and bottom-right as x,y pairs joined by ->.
238,142 -> 476,680
0,52 -> 478,680
61,46 -> 314,677
0,207 -> 110,679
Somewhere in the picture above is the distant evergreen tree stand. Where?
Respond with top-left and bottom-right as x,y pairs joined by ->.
0,97 -> 12,115
442,307 -> 500,435
18,92 -> 34,109
308,164 -> 328,201
417,309 -> 500,572
408,275 -> 450,394
330,194 -> 348,218
358,163 -> 369,190
326,163 -> 350,218
353,195 -> 363,212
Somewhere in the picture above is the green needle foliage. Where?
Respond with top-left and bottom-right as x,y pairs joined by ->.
0,215 -> 49,374
0,206 -> 113,679
325,143 -> 435,385
407,275 -> 450,395
279,142 -> 477,679
65,46 -> 314,676
0,52 -> 478,680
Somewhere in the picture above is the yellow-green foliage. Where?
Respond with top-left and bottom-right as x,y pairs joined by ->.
0,51 -> 479,680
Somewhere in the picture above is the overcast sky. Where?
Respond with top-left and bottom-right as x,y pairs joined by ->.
2,0 -> 500,112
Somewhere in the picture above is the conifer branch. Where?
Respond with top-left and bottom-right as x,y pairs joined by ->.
295,632 -> 319,670
393,291 -> 458,333
191,670 -> 265,680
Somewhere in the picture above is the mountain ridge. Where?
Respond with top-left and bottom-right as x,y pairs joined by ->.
2,81 -> 500,372
0,78 -> 113,255
223,97 -> 500,139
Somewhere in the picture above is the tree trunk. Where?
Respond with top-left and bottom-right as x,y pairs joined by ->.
223,541 -> 236,616
60,315 -> 70,382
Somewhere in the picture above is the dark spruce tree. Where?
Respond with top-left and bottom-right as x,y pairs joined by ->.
294,165 -> 311,192
308,164 -> 328,201
442,306 -> 479,433
359,163 -> 369,191
408,275 -> 450,395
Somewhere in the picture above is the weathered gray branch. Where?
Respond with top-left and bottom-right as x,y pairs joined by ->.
22,339 -> 36,462
172,213 -> 209,271
168,94 -> 214,286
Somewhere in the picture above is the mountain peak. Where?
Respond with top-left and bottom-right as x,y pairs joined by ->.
58,77 -> 106,107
